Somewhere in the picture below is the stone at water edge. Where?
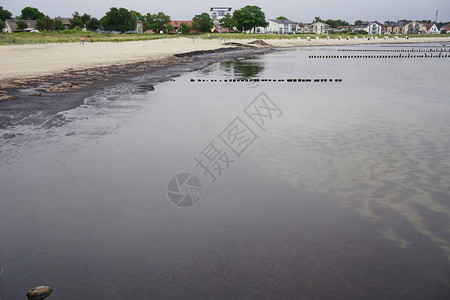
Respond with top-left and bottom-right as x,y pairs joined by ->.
26,286 -> 52,300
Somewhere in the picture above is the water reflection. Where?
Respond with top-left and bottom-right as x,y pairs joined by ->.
1,44 -> 450,299
219,57 -> 265,78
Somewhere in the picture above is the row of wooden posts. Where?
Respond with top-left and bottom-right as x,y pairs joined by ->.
309,54 -> 449,58
190,78 -> 343,82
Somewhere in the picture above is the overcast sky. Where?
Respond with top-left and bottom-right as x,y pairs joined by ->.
2,0 -> 449,23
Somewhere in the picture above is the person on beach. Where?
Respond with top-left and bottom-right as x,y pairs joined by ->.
80,37 -> 84,45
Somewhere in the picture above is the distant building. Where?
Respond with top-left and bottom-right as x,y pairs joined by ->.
257,20 -> 330,35
211,25 -> 231,33
402,21 -> 427,34
337,25 -> 355,32
55,17 -> 71,30
265,19 -> 299,34
425,23 -> 440,34
136,20 -> 143,33
169,20 -> 193,33
384,21 -> 403,34
307,21 -> 331,34
2,19 -> 37,33
209,7 -> 232,23
354,21 -> 384,34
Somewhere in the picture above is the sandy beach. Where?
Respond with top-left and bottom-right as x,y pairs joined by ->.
1,36 -> 450,81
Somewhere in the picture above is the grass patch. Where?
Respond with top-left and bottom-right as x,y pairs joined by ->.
0,31 -> 178,45
1,31 -> 449,45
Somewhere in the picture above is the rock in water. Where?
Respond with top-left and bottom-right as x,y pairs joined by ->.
26,286 -> 52,300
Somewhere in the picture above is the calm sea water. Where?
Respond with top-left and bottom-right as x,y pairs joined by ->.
1,43 -> 450,299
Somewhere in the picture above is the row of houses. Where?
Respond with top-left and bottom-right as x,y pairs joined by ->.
340,21 -> 446,35
207,7 -> 448,35
210,8 -> 449,35
260,19 -> 448,35
3,10 -> 449,35
206,8 -> 332,34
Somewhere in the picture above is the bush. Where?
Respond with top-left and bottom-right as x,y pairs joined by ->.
16,20 -> 28,31
86,18 -> 100,31
53,19 -> 65,31
70,17 -> 83,29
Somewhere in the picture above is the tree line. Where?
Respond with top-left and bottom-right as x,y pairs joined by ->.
2,6 -> 449,34
0,5 -> 270,34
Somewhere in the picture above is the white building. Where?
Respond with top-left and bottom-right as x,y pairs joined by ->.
307,21 -> 330,34
425,23 -> 440,34
265,19 -> 299,34
2,19 -> 37,33
209,7 -> 232,23
354,21 -> 384,34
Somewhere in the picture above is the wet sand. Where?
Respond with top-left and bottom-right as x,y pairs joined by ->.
0,47 -> 270,130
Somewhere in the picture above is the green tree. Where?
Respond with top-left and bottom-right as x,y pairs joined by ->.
36,19 -> 44,31
69,11 -> 84,29
53,19 -> 65,31
86,18 -> 100,31
276,16 -> 288,20
100,7 -> 136,32
325,19 -> 339,28
0,19 -> 5,31
145,12 -> 171,33
36,15 -> 54,31
219,13 -> 237,31
314,16 -> 324,23
233,5 -> 268,32
20,7 -> 45,20
131,10 -> 143,23
338,19 -> 350,26
80,13 -> 91,25
166,23 -> 174,33
179,22 -> 192,34
0,6 -> 12,21
16,20 -> 28,30
192,12 -> 214,33
69,17 -> 83,29
354,20 -> 363,25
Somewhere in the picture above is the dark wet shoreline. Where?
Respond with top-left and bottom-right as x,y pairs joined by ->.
0,46 -> 272,131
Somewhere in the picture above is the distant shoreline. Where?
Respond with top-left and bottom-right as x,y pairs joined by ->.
0,36 -> 449,102
1,36 -> 449,129
1,36 -> 449,82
